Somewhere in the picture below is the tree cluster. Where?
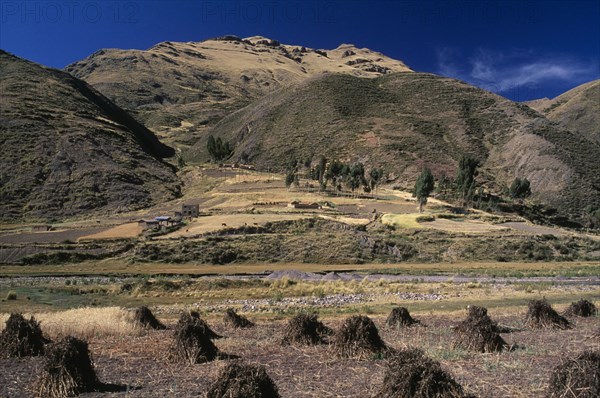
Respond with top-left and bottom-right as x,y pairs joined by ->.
206,135 -> 233,162
287,155 -> 384,196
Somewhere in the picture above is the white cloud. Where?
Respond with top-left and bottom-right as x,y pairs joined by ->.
436,47 -> 599,96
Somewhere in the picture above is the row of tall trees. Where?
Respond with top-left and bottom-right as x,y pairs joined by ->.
413,155 -> 532,212
204,139 -> 534,213
285,155 -> 384,197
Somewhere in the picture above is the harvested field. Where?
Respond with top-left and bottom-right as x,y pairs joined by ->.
162,214 -> 308,237
499,222 -> 571,237
0,227 -> 110,244
1,313 -> 598,397
423,218 -> 508,233
78,223 -> 142,240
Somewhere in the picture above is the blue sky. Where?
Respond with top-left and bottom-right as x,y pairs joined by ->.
1,0 -> 599,101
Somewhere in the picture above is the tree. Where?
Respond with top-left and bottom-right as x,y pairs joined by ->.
177,155 -> 186,169
369,168 -> 383,195
455,155 -> 479,203
435,173 -> 450,197
509,177 -> 532,200
325,160 -> 345,195
206,135 -> 233,162
285,170 -> 296,190
310,156 -> 328,191
413,168 -> 435,212
345,163 -> 366,196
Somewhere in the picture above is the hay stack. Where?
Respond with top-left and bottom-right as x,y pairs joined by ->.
133,306 -> 166,330
564,299 -> 598,317
281,314 -> 332,346
169,313 -> 219,364
37,336 -> 98,397
385,307 -> 421,329
206,362 -> 280,398
453,306 -> 507,352
188,311 -> 222,339
525,299 -> 572,329
548,350 -> 599,398
0,313 -> 48,358
223,309 -> 254,328
376,348 -> 473,398
332,315 -> 386,358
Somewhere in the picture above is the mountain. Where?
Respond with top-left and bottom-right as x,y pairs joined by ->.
65,35 -> 412,147
525,80 -> 600,143
0,50 -> 181,221
187,72 -> 600,218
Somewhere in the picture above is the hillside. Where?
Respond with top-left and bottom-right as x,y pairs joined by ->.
0,50 -> 181,221
187,72 -> 600,219
525,80 -> 600,143
65,35 -> 412,147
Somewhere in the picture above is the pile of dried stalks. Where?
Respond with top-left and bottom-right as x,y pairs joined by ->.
385,307 -> 421,329
332,315 -> 386,358
376,348 -> 473,398
223,309 -> 254,328
453,306 -> 507,352
36,336 -> 98,397
206,362 -> 280,398
0,313 -> 48,358
168,313 -> 219,364
563,299 -> 597,317
548,350 -> 599,398
189,311 -> 222,339
133,306 -> 166,330
525,299 -> 572,329
281,314 -> 332,346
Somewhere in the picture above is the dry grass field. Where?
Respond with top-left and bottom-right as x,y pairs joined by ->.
0,307 -> 142,340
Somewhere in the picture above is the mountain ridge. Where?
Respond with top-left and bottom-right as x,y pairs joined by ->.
524,80 -> 599,143
64,35 -> 412,147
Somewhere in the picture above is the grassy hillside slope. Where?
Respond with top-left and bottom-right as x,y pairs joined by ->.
0,50 -> 181,221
